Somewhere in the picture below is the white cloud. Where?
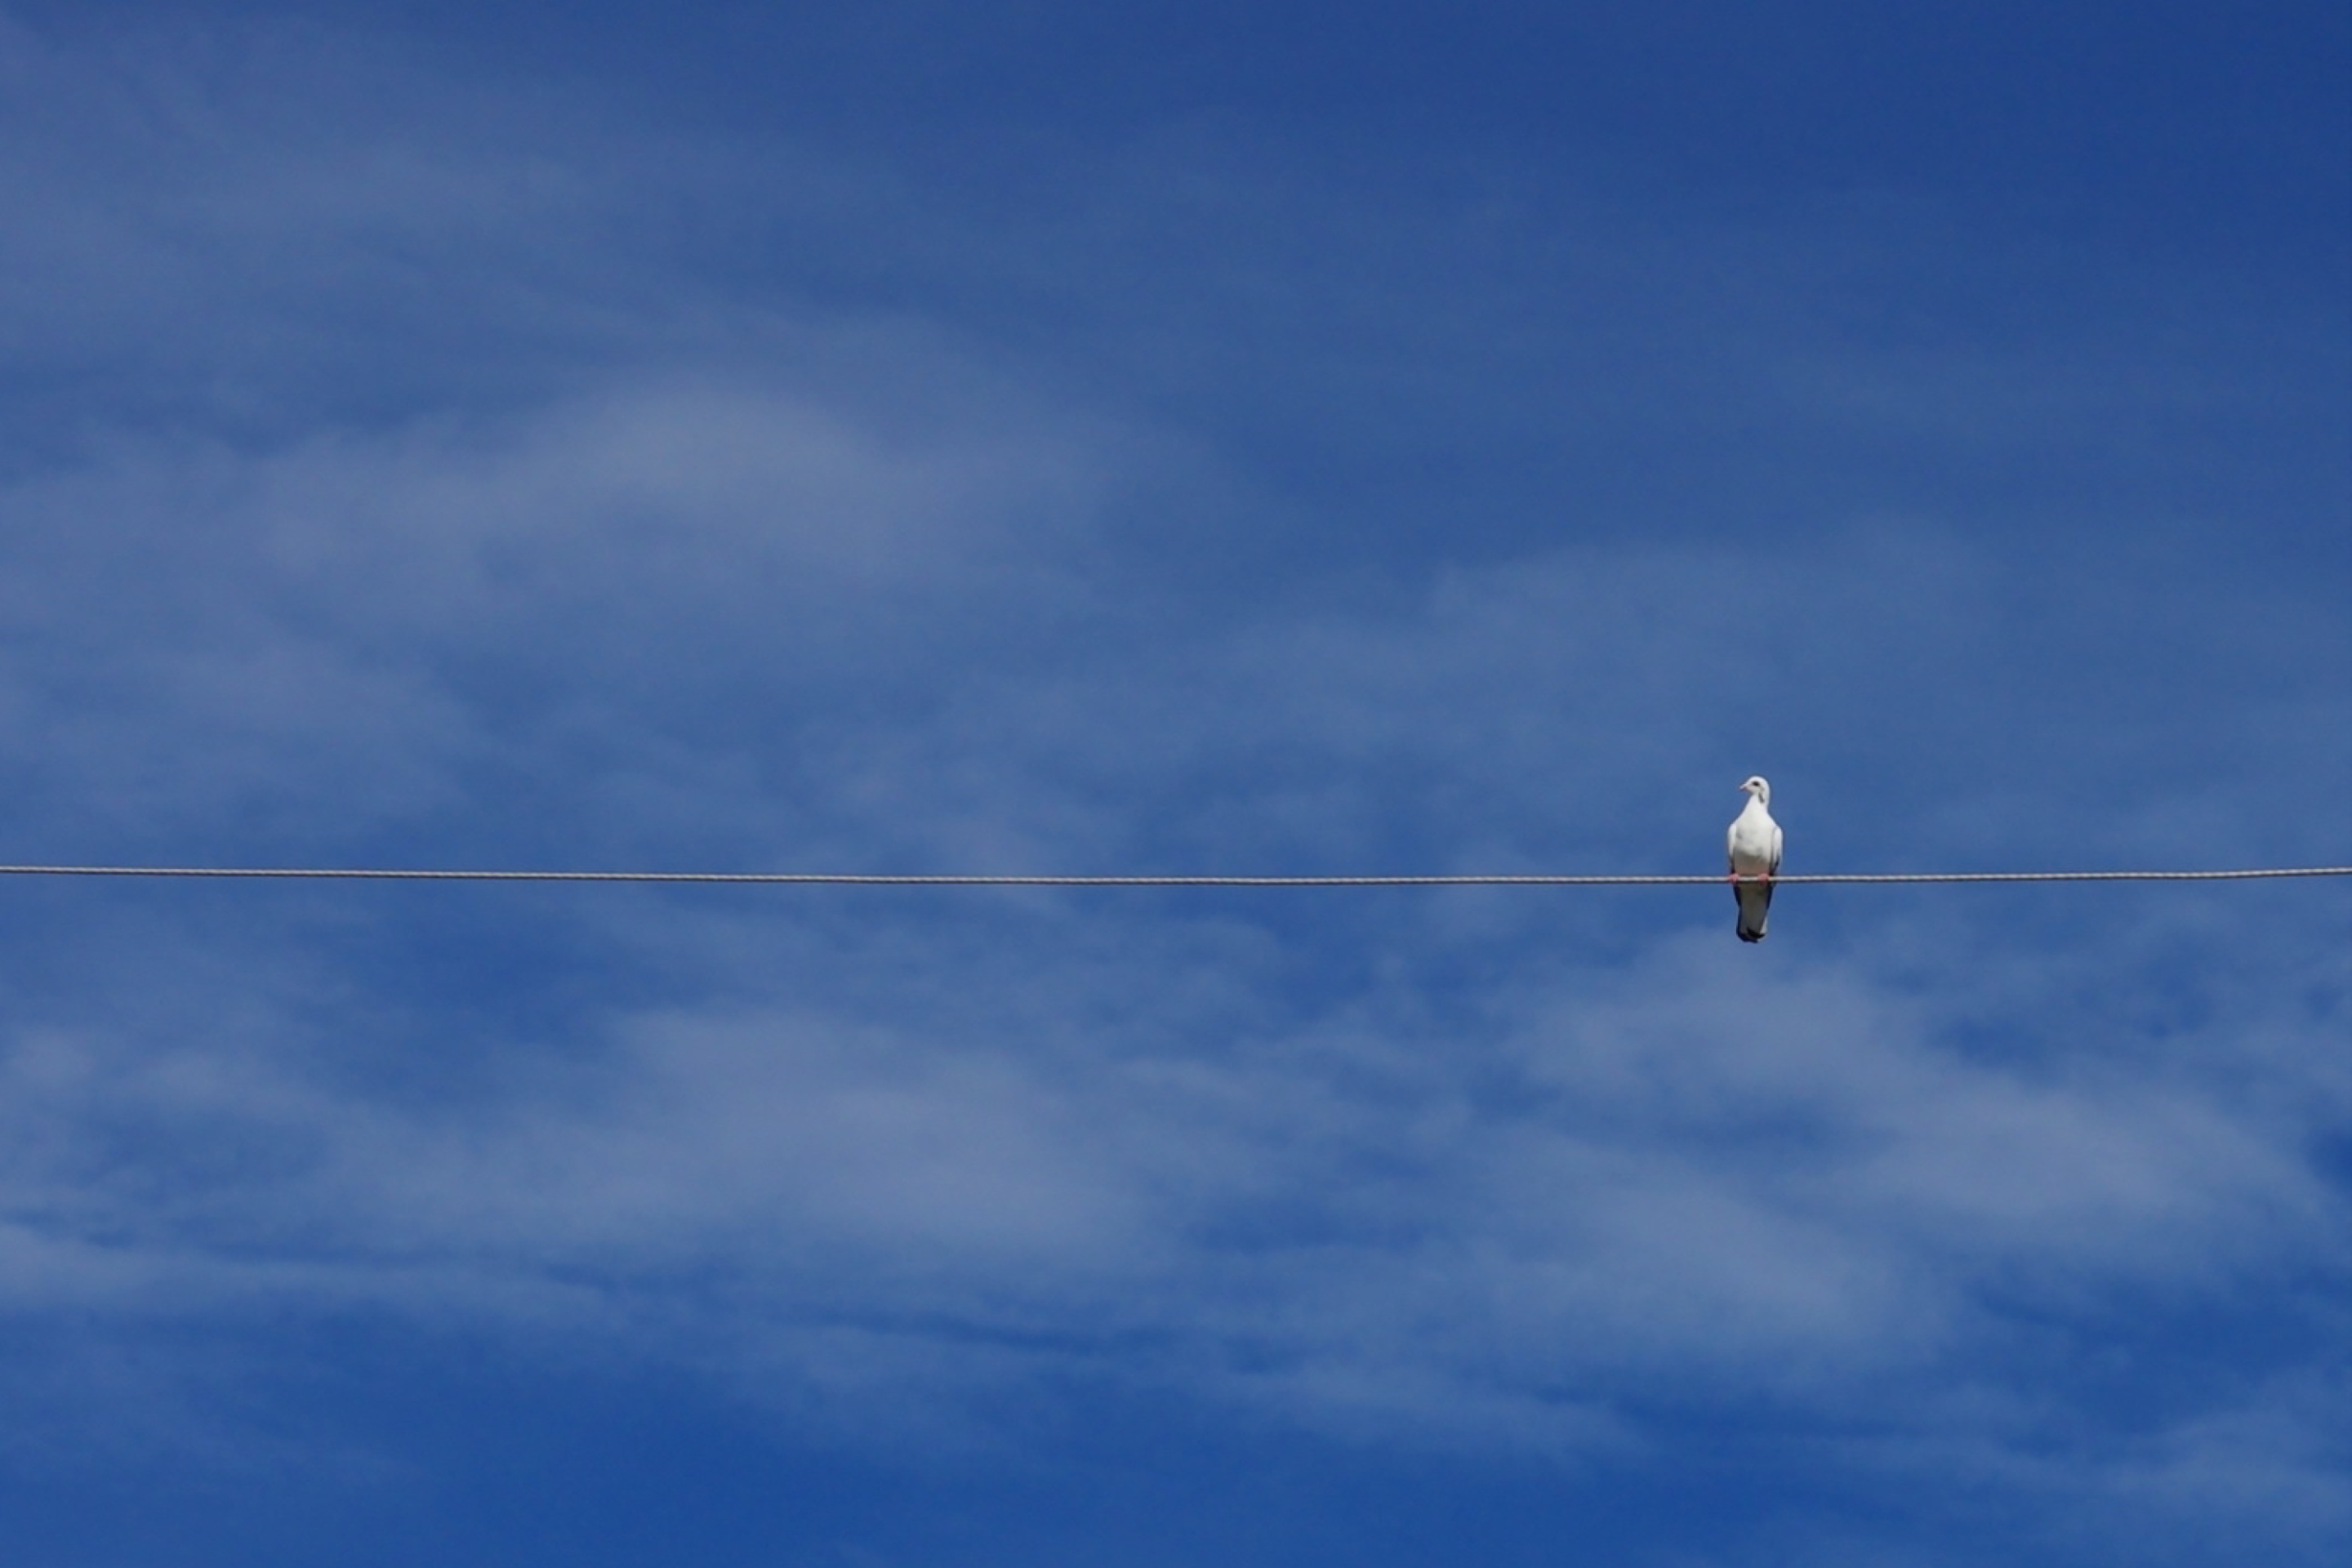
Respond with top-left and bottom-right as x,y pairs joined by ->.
0,22 -> 2341,1552
2,880 -> 2339,1468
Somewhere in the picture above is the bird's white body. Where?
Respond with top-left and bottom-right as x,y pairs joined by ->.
1727,776 -> 1783,942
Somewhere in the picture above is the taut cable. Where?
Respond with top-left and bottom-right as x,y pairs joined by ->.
0,866 -> 2344,886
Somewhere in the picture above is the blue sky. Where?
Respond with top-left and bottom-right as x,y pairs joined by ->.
1,4 -> 2346,1564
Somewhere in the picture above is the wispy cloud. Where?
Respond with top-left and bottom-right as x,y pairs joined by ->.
0,12 -> 2344,1561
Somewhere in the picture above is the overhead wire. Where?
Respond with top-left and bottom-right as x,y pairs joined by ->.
0,865 -> 2343,886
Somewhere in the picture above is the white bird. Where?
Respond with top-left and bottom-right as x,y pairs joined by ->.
1726,775 -> 1783,942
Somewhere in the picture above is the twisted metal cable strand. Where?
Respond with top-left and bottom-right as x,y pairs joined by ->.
0,865 -> 2344,885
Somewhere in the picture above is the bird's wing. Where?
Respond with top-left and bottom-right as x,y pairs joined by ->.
1767,820 -> 1784,875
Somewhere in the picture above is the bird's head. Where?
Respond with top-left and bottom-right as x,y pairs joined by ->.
1739,776 -> 1771,804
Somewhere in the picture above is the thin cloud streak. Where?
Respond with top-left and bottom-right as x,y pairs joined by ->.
0,16 -> 2343,1562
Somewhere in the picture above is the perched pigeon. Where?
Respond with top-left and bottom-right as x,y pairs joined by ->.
1726,776 -> 1783,942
